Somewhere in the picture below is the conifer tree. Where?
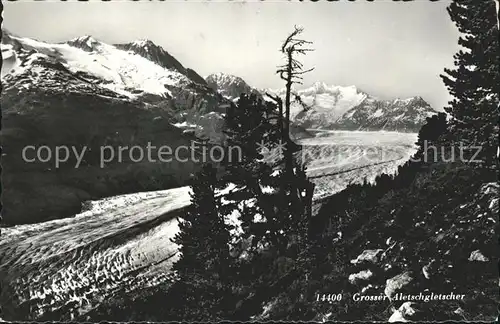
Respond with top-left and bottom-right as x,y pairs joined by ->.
222,28 -> 317,257
169,164 -> 234,321
440,0 -> 499,168
223,96 -> 277,217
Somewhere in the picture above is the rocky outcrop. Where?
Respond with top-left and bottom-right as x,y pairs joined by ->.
206,72 -> 261,101
338,171 -> 498,321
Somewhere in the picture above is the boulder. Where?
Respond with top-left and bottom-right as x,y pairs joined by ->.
384,271 -> 413,300
480,182 -> 499,197
348,269 -> 373,285
468,250 -> 489,262
421,259 -> 436,279
453,307 -> 466,318
350,249 -> 384,265
488,198 -> 498,214
388,302 -> 417,322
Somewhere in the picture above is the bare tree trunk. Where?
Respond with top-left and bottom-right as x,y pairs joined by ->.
284,50 -> 294,177
284,51 -> 293,137
495,0 -> 500,164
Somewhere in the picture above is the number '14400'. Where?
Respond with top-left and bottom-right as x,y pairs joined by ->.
316,293 -> 342,302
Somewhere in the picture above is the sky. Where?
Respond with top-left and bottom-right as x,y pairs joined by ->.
3,0 -> 461,110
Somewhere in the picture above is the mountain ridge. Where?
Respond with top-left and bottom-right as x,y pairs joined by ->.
207,73 -> 438,133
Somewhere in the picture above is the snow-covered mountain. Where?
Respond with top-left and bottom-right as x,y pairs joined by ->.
268,81 -> 438,133
1,31 -> 226,111
333,95 -> 437,132
205,73 -> 438,133
268,82 -> 368,120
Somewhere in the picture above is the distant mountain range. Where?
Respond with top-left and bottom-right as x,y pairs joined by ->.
207,75 -> 438,133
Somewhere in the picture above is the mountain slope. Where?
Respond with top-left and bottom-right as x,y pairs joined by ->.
0,31 -> 220,225
114,39 -> 207,86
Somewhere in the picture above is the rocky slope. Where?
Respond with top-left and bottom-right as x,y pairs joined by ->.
252,161 -> 497,322
334,170 -> 498,321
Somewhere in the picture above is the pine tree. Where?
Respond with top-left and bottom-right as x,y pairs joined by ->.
222,28 -> 317,257
169,164 -> 234,321
414,112 -> 449,164
222,94 -> 283,249
217,29 -> 318,319
440,0 -> 499,168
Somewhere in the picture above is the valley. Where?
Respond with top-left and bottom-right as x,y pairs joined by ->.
0,30 -> 435,322
0,129 -> 418,321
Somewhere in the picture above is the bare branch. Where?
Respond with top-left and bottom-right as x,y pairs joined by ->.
293,93 -> 313,111
265,92 -> 281,102
292,67 -> 315,75
281,26 -> 302,53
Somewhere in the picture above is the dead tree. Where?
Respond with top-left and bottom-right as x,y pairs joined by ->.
276,26 -> 316,230
276,25 -> 314,176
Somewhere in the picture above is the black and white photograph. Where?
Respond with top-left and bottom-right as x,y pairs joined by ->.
0,0 -> 498,321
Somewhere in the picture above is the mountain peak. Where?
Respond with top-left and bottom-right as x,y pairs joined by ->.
132,38 -> 155,45
129,39 -> 160,52
393,96 -> 429,106
206,72 -> 259,101
113,39 -> 206,85
312,80 -> 327,89
67,35 -> 102,51
206,72 -> 245,84
305,82 -> 360,95
310,81 -> 330,93
71,35 -> 98,43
